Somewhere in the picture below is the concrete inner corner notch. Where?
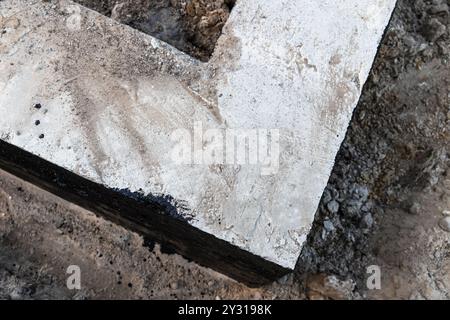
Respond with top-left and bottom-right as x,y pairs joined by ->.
0,0 -> 397,286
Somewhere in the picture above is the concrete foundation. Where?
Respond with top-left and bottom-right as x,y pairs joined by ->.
0,0 -> 396,285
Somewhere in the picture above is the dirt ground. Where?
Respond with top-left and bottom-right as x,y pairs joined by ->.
0,0 -> 449,299
73,0 -> 234,61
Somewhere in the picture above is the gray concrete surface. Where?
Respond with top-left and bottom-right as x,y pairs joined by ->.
0,0 -> 396,271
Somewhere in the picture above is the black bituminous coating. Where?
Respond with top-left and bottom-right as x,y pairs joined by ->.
113,188 -> 194,223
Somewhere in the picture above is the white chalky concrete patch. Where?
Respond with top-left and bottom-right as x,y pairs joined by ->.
0,0 -> 396,270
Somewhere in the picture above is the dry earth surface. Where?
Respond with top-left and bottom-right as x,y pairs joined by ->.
0,0 -> 449,299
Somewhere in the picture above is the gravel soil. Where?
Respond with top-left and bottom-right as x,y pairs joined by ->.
0,0 -> 449,299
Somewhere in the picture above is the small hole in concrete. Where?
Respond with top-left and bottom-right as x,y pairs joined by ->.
72,0 -> 235,62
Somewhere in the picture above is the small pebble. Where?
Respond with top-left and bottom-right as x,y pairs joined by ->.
326,200 -> 339,214
323,220 -> 335,232
409,202 -> 421,215
34,103 -> 42,109
39,134 -> 44,139
423,18 -> 446,42
4,17 -> 20,29
35,120 -> 40,126
362,212 -> 374,228
438,217 -> 450,232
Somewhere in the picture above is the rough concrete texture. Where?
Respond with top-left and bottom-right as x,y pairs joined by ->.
0,0 -> 396,270
0,0 -> 449,299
